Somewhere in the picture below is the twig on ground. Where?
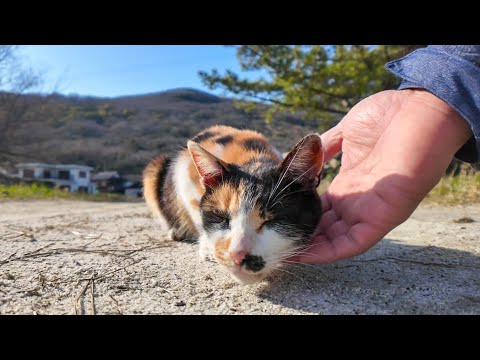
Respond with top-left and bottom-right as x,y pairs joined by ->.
158,287 -> 175,297
75,279 -> 91,315
2,225 -> 36,241
29,243 -> 54,255
95,259 -> 143,280
0,246 -> 146,267
82,235 -> 103,248
90,273 -> 96,315
108,294 -> 122,314
0,251 -> 18,265
1,232 -> 25,240
125,239 -> 142,251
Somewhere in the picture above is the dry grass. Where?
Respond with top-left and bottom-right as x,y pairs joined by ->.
317,179 -> 330,195
318,167 -> 480,206
426,171 -> 480,206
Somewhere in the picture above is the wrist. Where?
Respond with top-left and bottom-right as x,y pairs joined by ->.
401,89 -> 472,157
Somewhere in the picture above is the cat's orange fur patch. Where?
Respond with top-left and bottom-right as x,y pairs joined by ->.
214,238 -> 231,263
190,199 -> 200,209
187,125 -> 281,186
142,155 -> 168,218
201,183 -> 242,214
185,125 -> 283,197
220,145 -> 262,165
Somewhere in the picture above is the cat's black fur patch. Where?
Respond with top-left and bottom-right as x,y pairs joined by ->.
243,139 -> 268,152
192,131 -> 217,143
216,135 -> 233,146
243,255 -> 265,272
254,168 -> 321,242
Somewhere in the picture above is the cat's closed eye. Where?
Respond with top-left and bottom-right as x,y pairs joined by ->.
258,219 -> 273,231
204,211 -> 230,229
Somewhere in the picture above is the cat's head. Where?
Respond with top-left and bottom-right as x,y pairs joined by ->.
187,133 -> 324,284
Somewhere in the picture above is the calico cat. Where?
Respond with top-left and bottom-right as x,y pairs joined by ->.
143,125 -> 324,284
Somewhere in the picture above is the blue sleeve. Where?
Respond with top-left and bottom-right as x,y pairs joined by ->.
385,45 -> 480,163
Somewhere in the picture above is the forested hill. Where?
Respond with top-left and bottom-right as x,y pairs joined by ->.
9,88 -> 323,175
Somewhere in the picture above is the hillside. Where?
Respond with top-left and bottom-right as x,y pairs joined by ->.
7,88 -> 323,175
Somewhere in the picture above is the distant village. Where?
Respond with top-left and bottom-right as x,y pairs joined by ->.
2,163 -> 142,198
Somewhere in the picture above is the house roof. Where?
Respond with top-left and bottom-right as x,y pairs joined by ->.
16,163 -> 93,171
91,171 -> 120,181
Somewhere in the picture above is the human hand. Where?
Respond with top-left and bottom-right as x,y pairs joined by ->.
296,89 -> 472,264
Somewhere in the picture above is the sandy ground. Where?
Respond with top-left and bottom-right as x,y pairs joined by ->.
0,199 -> 479,315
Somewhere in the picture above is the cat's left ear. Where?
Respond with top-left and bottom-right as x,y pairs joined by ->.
280,133 -> 325,188
187,140 -> 229,189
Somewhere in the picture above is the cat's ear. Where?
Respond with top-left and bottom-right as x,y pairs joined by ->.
187,140 -> 229,189
280,133 -> 325,188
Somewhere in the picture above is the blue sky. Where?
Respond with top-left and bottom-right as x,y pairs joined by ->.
21,45 -> 257,97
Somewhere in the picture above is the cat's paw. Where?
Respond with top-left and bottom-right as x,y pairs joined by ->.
199,244 -> 214,262
199,247 -> 210,261
167,229 -> 183,241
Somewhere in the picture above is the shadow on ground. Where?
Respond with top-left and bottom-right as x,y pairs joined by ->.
257,239 -> 480,314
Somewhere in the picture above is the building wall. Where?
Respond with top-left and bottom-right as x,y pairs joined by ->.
34,168 -> 44,178
89,183 -> 97,194
17,166 -> 94,194
69,169 -> 91,188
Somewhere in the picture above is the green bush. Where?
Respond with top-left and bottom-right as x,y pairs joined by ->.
0,183 -> 133,202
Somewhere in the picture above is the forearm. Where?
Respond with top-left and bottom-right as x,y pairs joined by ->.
386,45 -> 480,163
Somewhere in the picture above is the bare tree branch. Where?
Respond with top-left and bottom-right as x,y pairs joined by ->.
0,45 -> 43,162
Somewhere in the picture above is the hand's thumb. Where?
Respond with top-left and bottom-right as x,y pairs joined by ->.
321,124 -> 343,162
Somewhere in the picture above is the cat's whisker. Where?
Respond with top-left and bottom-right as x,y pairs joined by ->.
287,239 -> 333,253
281,260 -> 324,270
281,247 -> 329,259
273,267 -> 299,278
268,245 -> 307,259
269,200 -> 284,209
273,241 -> 331,261
266,142 -> 305,207
280,263 -> 325,280
269,163 -> 318,208
270,189 -> 313,207
271,189 -> 311,204
273,267 -> 313,288
284,252 -> 330,262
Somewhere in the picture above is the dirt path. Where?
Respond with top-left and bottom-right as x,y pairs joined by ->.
1,200 -> 479,314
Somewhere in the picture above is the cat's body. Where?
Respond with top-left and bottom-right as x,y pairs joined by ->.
143,125 -> 324,284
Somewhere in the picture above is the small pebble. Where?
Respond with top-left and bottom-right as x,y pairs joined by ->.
3,273 -> 15,280
453,217 -> 475,223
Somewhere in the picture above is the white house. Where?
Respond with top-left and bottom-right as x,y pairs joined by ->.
16,163 -> 96,194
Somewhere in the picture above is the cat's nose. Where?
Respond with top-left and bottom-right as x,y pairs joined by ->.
229,250 -> 248,265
